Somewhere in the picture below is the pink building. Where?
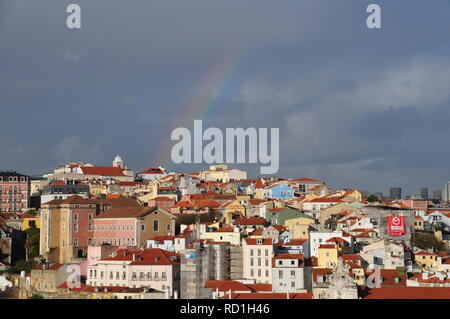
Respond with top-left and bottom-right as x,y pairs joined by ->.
93,206 -> 176,248
93,217 -> 137,247
0,171 -> 30,213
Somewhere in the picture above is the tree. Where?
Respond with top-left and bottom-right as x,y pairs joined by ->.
367,194 -> 379,202
411,233 -> 446,252
6,260 -> 37,274
24,226 -> 40,260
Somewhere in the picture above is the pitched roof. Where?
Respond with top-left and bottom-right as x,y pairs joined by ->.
363,287 -> 450,299
80,166 -> 125,176
220,292 -> 313,299
102,248 -> 180,265
138,168 -> 165,175
34,263 -> 63,271
282,238 -> 308,246
234,217 -> 266,226
96,206 -> 156,219
244,238 -> 273,245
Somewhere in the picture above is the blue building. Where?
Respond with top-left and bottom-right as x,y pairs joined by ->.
263,184 -> 295,200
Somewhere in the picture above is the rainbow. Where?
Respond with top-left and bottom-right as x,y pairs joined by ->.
155,51 -> 249,170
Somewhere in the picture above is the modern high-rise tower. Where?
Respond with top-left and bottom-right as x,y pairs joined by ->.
389,187 -> 402,200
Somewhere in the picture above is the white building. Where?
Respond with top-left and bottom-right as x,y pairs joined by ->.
242,238 -> 273,284
310,231 -> 352,257
136,167 -> 168,182
87,248 -> 180,296
272,253 -> 305,293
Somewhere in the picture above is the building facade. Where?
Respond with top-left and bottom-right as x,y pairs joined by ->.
0,172 -> 30,213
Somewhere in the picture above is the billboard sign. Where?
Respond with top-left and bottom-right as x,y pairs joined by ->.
387,216 -> 406,236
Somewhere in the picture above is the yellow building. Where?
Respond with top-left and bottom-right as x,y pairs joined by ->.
336,189 -> 362,202
317,244 -> 339,268
414,216 -> 425,231
201,226 -> 241,246
219,200 -> 246,225
87,183 -> 108,196
284,215 -> 315,239
415,251 -> 438,270
200,165 -> 247,183
22,214 -> 41,230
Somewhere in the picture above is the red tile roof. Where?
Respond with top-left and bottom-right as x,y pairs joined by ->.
80,166 -> 125,176
102,248 -> 180,265
234,217 -> 266,226
244,238 -> 273,245
96,206 -> 156,219
220,292 -> 313,299
34,263 -> 63,271
363,287 -> 450,299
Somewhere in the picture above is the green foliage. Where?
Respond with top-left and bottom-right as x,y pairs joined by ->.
6,260 -> 37,274
30,294 -> 44,299
25,226 -> 40,260
411,232 -> 446,252
367,194 -> 379,202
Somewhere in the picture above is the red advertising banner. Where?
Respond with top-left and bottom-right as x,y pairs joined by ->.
387,216 -> 406,236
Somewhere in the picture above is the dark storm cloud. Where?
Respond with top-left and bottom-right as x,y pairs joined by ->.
1,0 -> 450,195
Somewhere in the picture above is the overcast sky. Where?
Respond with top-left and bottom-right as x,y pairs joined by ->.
1,0 -> 450,196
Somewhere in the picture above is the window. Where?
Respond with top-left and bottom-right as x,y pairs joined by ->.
141,224 -> 145,231
153,220 -> 159,232
73,238 -> 78,247
250,258 -> 254,266
132,272 -> 137,280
